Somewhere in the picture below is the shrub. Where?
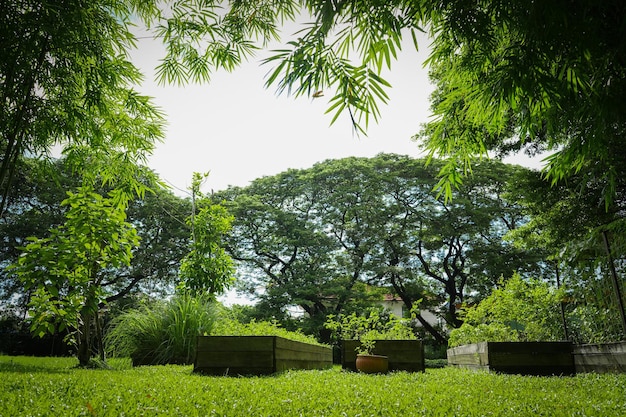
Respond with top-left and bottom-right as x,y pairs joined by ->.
448,273 -> 566,347
325,308 -> 415,354
212,312 -> 323,346
325,309 -> 415,342
105,293 -> 218,365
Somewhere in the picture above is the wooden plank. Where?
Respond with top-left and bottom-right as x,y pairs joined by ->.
447,363 -> 490,371
574,342 -> 626,373
486,341 -> 572,354
194,336 -> 332,375
275,337 -> 327,353
194,351 -> 274,368
489,352 -> 573,367
447,353 -> 490,366
274,337 -> 332,371
275,349 -> 331,362
194,336 -> 277,375
447,342 -> 489,368
488,342 -> 574,375
275,359 -> 333,372
196,336 -> 274,352
447,342 -> 575,375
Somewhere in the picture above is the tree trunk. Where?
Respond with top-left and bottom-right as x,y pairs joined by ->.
413,311 -> 447,345
77,313 -> 92,366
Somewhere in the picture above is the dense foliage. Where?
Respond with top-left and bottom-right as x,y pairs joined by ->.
5,0 -> 625,354
216,154 -> 545,342
1,0 -> 166,215
325,309 -> 416,343
325,308 -> 415,354
418,1 -> 626,208
91,0 -> 625,207
212,315 -> 323,346
2,356 -> 626,416
105,297 -> 322,365
178,173 -> 235,296
8,1 -> 621,206
0,158 -> 202,313
505,169 -> 626,342
448,274 -> 566,348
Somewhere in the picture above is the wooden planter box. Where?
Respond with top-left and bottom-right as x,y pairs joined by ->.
193,336 -> 333,376
574,342 -> 626,374
447,341 -> 575,375
341,340 -> 425,372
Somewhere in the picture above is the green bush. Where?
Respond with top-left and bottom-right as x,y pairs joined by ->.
567,304 -> 625,344
449,273 -> 566,347
324,308 -> 415,354
325,309 -> 415,342
105,293 -> 218,365
212,312 -> 323,346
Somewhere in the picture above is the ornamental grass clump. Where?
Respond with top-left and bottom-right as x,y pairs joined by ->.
105,293 -> 218,365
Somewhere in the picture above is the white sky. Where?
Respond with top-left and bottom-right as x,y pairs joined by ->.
132,28 -> 542,198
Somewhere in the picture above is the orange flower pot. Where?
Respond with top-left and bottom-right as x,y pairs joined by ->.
355,354 -> 389,374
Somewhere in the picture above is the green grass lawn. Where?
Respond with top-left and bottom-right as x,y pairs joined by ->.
1,355 -> 625,416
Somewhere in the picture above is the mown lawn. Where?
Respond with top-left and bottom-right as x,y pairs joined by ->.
1,355 -> 625,416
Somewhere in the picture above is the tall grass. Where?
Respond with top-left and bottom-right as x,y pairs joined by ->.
105,293 -> 218,365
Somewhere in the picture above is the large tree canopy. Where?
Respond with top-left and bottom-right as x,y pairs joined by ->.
418,0 -> 626,208
7,0 -> 624,310
1,0 -> 171,215
216,154 -> 544,342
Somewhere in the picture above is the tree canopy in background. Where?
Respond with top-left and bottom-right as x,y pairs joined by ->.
4,1 -> 625,349
216,154 -> 544,342
6,1 -> 620,208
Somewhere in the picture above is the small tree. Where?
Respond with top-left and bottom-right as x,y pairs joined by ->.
179,173 -> 235,296
11,186 -> 139,365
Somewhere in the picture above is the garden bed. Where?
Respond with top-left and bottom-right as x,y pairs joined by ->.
193,336 -> 332,376
341,340 -> 424,372
447,341 -> 575,375
574,341 -> 626,374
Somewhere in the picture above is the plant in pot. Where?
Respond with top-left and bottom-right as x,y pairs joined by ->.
325,308 -> 415,373
354,331 -> 389,374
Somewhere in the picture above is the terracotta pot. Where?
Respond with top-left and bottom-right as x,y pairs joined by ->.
355,354 -> 389,374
